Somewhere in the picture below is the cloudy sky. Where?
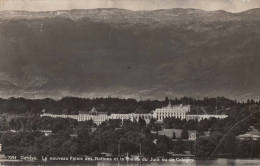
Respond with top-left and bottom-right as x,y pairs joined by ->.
0,0 -> 259,12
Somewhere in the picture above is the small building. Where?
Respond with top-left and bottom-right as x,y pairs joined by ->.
237,126 -> 260,141
188,130 -> 197,140
157,128 -> 197,140
186,114 -> 228,121
70,134 -> 78,138
10,130 -> 17,133
39,130 -> 52,136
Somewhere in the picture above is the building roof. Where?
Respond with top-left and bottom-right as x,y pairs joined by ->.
90,107 -> 98,114
157,129 -> 196,139
158,129 -> 182,138
238,134 -> 260,139
237,126 -> 260,139
79,107 -> 107,115
39,130 -> 52,133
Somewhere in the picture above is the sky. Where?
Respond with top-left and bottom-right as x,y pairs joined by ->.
0,0 -> 259,12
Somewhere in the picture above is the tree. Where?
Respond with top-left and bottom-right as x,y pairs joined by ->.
165,97 -> 169,105
222,132 -> 236,154
156,136 -> 172,156
138,118 -> 146,129
195,137 -> 215,156
181,129 -> 189,139
172,132 -> 176,139
173,139 -> 184,154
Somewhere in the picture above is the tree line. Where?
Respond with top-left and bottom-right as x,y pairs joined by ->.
0,96 -> 248,115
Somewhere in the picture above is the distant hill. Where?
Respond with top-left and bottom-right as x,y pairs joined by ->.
0,8 -> 260,100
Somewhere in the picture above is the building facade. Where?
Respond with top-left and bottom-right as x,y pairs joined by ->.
186,114 -> 228,122
40,103 -> 228,125
77,107 -> 110,125
157,129 -> 197,140
152,102 -> 228,122
153,103 -> 191,121
41,108 -> 153,125
236,126 -> 260,141
110,113 -> 153,123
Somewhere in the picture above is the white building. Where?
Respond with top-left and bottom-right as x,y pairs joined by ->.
41,107 -> 153,125
186,114 -> 228,122
40,103 -> 228,125
40,113 -> 78,121
41,107 -> 110,125
153,103 -> 191,121
152,102 -> 228,122
157,129 -> 197,140
92,114 -> 110,125
39,130 -> 52,136
110,113 -> 153,123
77,107 -> 110,125
237,126 -> 260,141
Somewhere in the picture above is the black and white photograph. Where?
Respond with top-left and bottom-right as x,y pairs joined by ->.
0,0 -> 260,165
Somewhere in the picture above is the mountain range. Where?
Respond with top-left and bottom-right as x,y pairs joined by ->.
0,8 -> 260,100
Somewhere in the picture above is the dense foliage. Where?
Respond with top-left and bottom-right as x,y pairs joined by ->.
1,118 -> 188,158
0,96 -> 243,115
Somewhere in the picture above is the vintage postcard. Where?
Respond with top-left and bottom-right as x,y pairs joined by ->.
0,0 -> 259,165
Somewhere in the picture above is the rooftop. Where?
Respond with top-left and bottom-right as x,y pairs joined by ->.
79,107 -> 108,115
237,126 -> 260,139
